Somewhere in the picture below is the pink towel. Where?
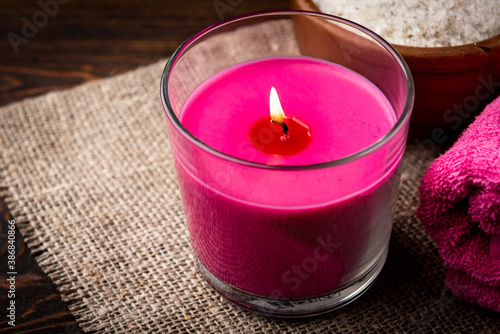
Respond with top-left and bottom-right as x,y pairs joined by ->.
417,95 -> 500,312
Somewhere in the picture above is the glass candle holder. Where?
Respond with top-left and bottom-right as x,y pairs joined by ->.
160,11 -> 413,317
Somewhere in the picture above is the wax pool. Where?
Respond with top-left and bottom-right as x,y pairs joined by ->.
174,57 -> 401,298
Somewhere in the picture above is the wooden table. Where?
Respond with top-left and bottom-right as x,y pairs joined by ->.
0,1 -> 290,332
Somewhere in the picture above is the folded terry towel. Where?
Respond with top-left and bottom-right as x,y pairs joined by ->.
417,95 -> 500,312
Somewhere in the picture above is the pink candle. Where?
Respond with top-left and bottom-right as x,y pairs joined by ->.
172,56 -> 400,298
181,57 -> 395,165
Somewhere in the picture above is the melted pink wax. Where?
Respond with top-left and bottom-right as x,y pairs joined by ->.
176,57 -> 399,297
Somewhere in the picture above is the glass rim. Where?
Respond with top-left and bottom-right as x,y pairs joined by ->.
160,10 -> 414,171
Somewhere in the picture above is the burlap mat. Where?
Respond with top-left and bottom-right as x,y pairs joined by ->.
1,62 -> 499,333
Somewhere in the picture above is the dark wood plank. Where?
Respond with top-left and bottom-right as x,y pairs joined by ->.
0,198 -> 83,334
0,1 -> 290,332
0,0 -> 290,106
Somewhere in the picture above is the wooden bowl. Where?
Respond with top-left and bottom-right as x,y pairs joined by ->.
291,0 -> 500,138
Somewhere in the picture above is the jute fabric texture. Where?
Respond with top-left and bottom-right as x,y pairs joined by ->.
1,22 -> 499,334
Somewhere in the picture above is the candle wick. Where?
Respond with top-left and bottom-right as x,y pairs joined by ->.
272,119 -> 289,135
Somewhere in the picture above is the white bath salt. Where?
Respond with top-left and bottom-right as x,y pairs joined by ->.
314,0 -> 500,47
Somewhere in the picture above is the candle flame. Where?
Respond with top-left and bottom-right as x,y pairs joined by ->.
270,87 -> 286,124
